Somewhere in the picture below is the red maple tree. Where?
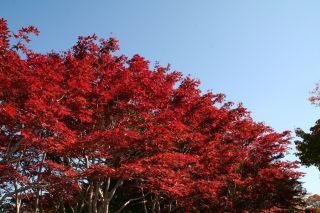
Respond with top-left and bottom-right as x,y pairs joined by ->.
0,18 -> 303,212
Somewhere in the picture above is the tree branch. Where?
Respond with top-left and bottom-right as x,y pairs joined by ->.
115,196 -> 145,213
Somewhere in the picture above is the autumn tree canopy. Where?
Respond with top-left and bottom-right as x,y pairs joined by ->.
0,18 -> 304,213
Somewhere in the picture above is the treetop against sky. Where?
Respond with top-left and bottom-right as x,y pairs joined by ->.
1,0 -> 320,198
0,17 -> 305,212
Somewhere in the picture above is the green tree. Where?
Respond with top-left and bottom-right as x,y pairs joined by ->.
296,82 -> 320,170
295,121 -> 320,169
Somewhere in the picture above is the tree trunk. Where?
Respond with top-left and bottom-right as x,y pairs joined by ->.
151,196 -> 158,213
34,189 -> 40,213
88,182 -> 94,213
13,180 -> 21,213
93,181 -> 101,213
141,187 -> 148,213
99,179 -> 123,213
15,197 -> 21,213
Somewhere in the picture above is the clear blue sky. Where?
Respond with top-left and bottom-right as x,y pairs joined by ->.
1,0 -> 320,194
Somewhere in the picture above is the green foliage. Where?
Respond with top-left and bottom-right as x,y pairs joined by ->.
295,119 -> 320,170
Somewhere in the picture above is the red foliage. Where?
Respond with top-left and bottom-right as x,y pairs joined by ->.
0,18 -> 303,212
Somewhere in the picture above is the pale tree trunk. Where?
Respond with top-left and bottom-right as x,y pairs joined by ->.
141,187 -> 148,213
93,181 -> 101,213
15,198 -> 21,213
88,182 -> 94,213
61,203 -> 66,213
13,152 -> 25,213
157,199 -> 161,213
34,189 -> 40,213
151,195 -> 158,213
35,153 -> 46,213
79,184 -> 91,213
13,180 -> 21,213
115,194 -> 149,213
99,179 -> 123,213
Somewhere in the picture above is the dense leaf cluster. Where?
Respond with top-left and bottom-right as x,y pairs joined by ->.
0,18 -> 303,212
295,120 -> 320,169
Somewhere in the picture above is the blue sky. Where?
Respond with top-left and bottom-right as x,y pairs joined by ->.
1,0 -> 320,194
